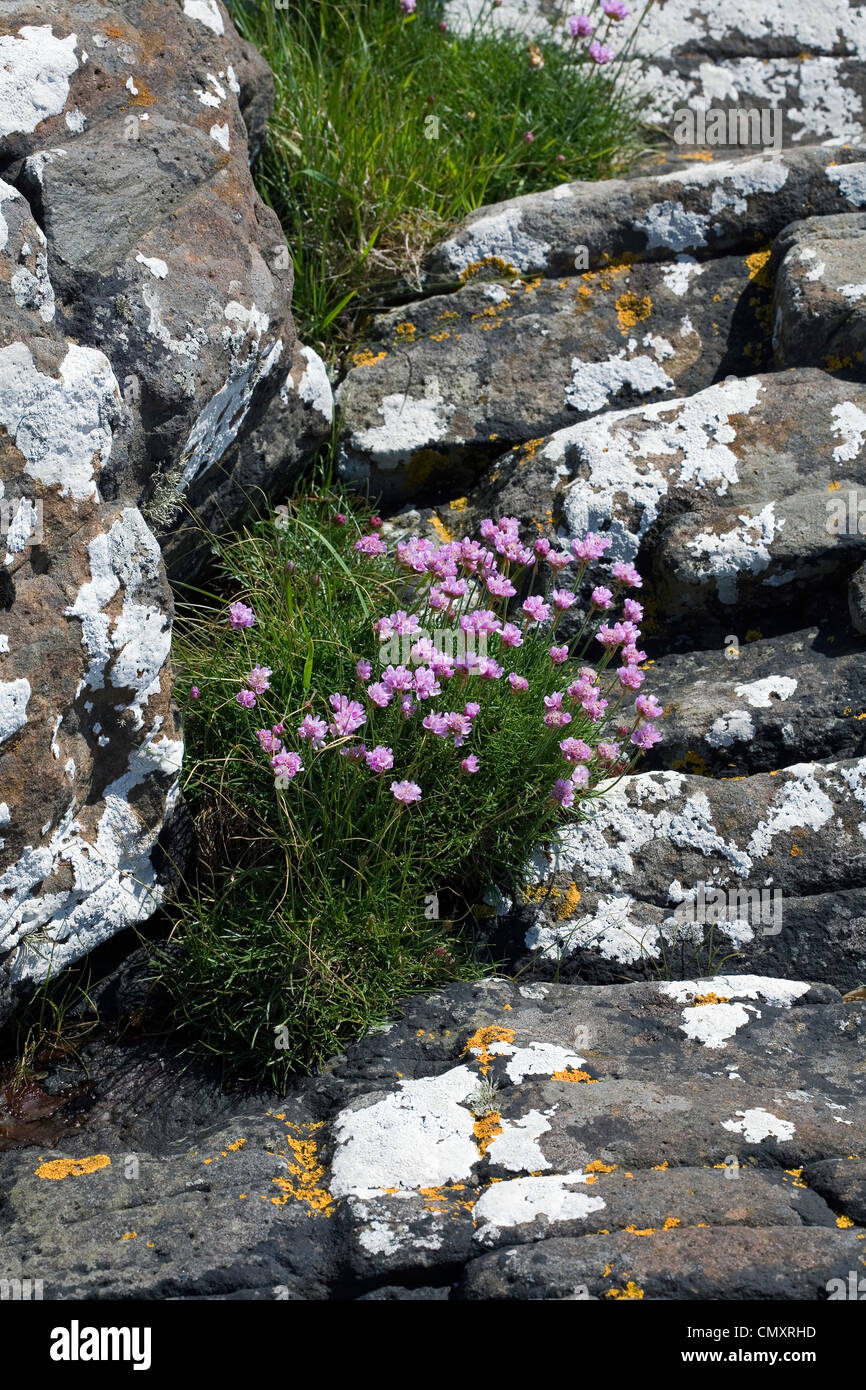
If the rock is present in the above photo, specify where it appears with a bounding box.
[424,146,866,283]
[0,180,181,1028]
[771,214,866,372]
[849,561,866,634]
[2,975,862,1298]
[0,3,330,569]
[640,626,866,777]
[336,250,774,502]
[492,761,866,992]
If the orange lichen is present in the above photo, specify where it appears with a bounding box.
[473,1113,504,1157]
[395,321,416,341]
[555,882,581,919]
[744,248,772,285]
[449,496,468,512]
[692,993,730,1007]
[625,1225,656,1236]
[650,1160,670,1170]
[121,1232,137,1240]
[270,1127,334,1217]
[662,1216,680,1230]
[429,513,455,543]
[551,1068,598,1083]
[35,1155,111,1180]
[459,255,519,283]
[463,1025,515,1075]
[605,1280,645,1299]
[837,1215,855,1228]
[586,1160,617,1174]
[351,349,387,369]
[615,291,652,333]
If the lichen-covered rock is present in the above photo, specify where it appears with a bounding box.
[337,251,774,501]
[0,2,330,568]
[849,560,866,634]
[424,146,866,283]
[0,183,180,1026]
[1,974,862,1298]
[771,214,866,372]
[492,761,866,992]
[639,627,866,777]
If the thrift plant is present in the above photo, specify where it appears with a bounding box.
[168,490,662,1083]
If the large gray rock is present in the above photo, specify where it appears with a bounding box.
[772,214,866,372]
[337,251,774,502]
[1,974,862,1298]
[0,2,331,570]
[490,760,866,991]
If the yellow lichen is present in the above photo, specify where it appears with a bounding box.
[351,348,387,369]
[605,1280,645,1299]
[744,248,772,285]
[449,496,468,512]
[555,882,581,919]
[270,1127,334,1216]
[459,255,519,283]
[552,1068,599,1083]
[586,1160,617,1174]
[121,1232,137,1240]
[692,993,730,1007]
[429,513,455,544]
[473,1113,504,1157]
[837,1215,855,1228]
[395,321,416,341]
[35,1155,111,1181]
[615,291,652,334]
[662,1216,680,1230]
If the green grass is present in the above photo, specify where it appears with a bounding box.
[163,485,648,1085]
[227,0,655,351]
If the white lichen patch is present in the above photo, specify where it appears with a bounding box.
[831,400,866,463]
[734,676,797,708]
[477,1040,587,1083]
[484,1109,554,1172]
[678,1000,753,1049]
[826,161,866,207]
[0,678,30,746]
[135,252,168,279]
[526,893,661,965]
[291,344,334,424]
[347,392,457,468]
[635,200,710,253]
[472,1173,605,1244]
[660,976,811,1007]
[209,121,230,151]
[721,1107,796,1143]
[685,502,782,604]
[0,342,119,500]
[183,0,225,36]
[660,257,706,297]
[178,335,283,489]
[566,352,674,414]
[706,709,755,748]
[746,763,833,859]
[329,1066,478,1197]
[436,205,550,274]
[0,26,79,139]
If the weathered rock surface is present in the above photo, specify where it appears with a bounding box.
[1,974,862,1298]
[0,2,331,563]
[490,762,866,991]
[337,250,775,501]
[0,4,330,1021]
[771,214,866,372]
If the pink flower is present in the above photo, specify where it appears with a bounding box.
[365,745,394,773]
[622,644,647,666]
[430,650,456,679]
[550,645,569,664]
[190,685,200,700]
[571,532,611,563]
[298,715,327,748]
[552,589,576,610]
[560,737,592,763]
[544,691,564,710]
[461,608,502,636]
[445,711,472,745]
[413,666,441,700]
[236,689,256,709]
[567,14,593,37]
[612,560,642,588]
[340,743,367,762]
[245,665,272,695]
[546,550,572,572]
[355,534,387,557]
[400,0,416,11]
[597,741,621,762]
[272,751,303,786]
[523,131,535,144]
[509,673,529,693]
[464,701,481,718]
[391,779,422,804]
[257,726,284,754]
[442,577,468,599]
[396,538,435,573]
[401,694,416,719]
[367,682,392,709]
[602,0,629,18]
[624,598,644,623]
[478,657,504,680]
[382,664,414,693]
[428,587,449,612]
[618,665,645,691]
[410,637,436,664]
[328,693,366,736]
[334,512,347,525]
[369,515,383,530]
[522,595,551,623]
[591,586,613,610]
[499,623,523,648]
[228,601,255,629]
[551,778,575,808]
[534,537,551,558]
[460,754,479,774]
[487,572,517,599]
[589,39,614,62]
[544,709,572,729]
[596,621,637,649]
[635,693,663,719]
[356,658,372,682]
[422,712,449,736]
[631,723,661,749]
[570,764,590,789]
